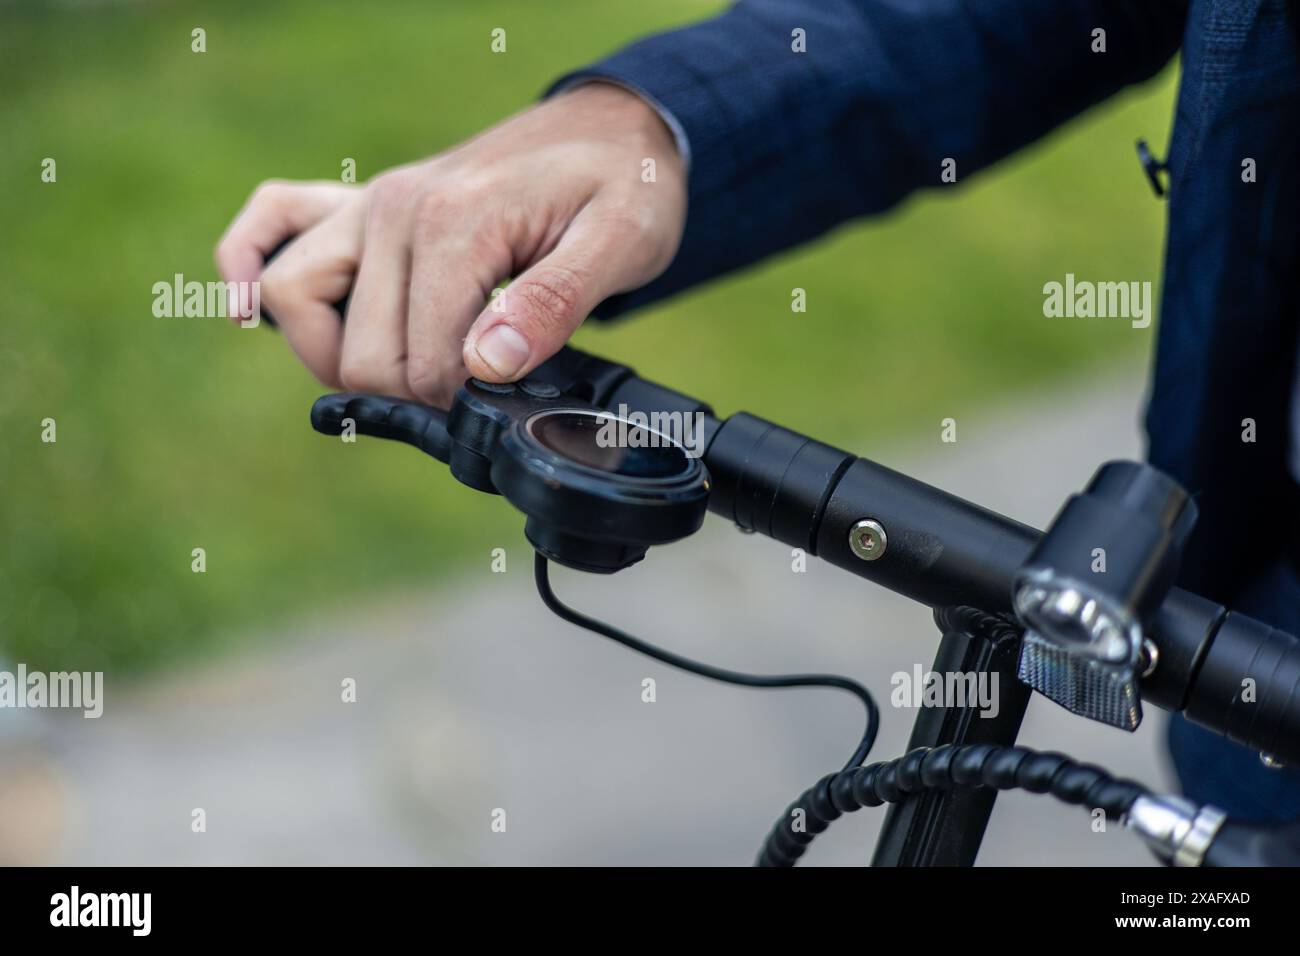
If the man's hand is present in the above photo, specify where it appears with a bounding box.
[215,83,686,407]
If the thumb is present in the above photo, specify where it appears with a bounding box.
[463,205,662,382]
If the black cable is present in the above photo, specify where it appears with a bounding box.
[756,743,1151,867]
[534,553,880,771]
[535,557,1153,868]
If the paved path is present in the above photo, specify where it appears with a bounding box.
[2,358,1172,865]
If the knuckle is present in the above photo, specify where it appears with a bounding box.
[338,354,397,395]
[405,358,449,405]
[257,261,305,314]
[514,265,585,332]
[413,187,457,226]
[337,363,368,393]
[258,259,294,294]
[439,164,498,197]
[250,178,290,207]
[366,170,417,213]
[599,198,676,268]
[601,199,657,240]
[495,200,531,244]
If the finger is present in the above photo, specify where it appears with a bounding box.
[337,177,415,396]
[258,202,363,387]
[463,200,666,382]
[405,198,511,406]
[214,180,354,321]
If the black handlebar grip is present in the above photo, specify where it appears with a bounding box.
[311,393,451,463]
[1184,611,1300,766]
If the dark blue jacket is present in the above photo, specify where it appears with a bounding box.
[555,0,1300,606]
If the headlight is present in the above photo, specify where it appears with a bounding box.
[1013,461,1196,730]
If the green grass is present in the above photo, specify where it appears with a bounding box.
[0,0,1176,673]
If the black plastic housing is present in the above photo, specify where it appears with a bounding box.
[703,413,853,554]
[1016,461,1196,626]
[449,378,710,573]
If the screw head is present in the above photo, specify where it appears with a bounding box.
[848,519,887,561]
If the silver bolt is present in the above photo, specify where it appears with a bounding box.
[848,519,888,561]
[1140,638,1160,678]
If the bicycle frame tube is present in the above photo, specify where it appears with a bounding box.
[872,608,1031,866]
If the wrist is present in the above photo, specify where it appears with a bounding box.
[552,79,688,171]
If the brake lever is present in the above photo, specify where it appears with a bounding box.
[307,344,630,467]
[311,393,451,463]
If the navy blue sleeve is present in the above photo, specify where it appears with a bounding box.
[549,0,1187,318]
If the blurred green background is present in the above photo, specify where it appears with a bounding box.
[0,0,1175,674]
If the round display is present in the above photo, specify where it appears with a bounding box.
[525,410,691,480]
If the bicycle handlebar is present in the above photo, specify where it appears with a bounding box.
[691,397,1300,769]
[697,406,1300,765]
[310,344,1300,767]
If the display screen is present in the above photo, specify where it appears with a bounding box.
[527,411,690,479]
